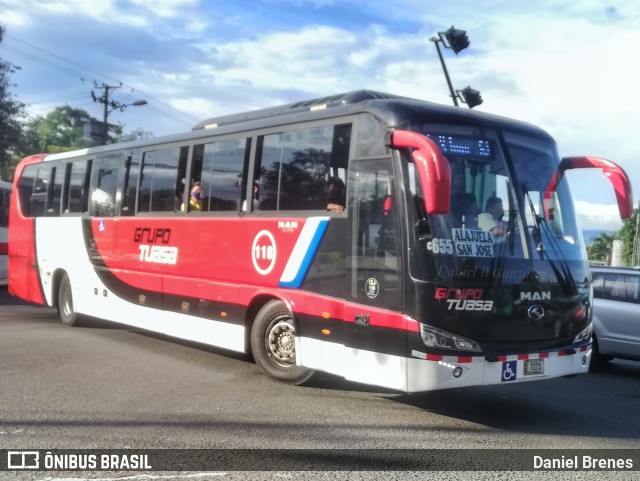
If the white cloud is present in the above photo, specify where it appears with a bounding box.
[186,23,444,107]
[0,4,29,27]
[197,25,362,92]
[574,201,624,232]
[130,0,198,18]
[0,0,206,29]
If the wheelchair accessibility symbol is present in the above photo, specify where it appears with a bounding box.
[501,360,517,382]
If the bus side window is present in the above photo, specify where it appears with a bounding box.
[254,124,351,212]
[47,163,65,216]
[138,146,188,213]
[192,138,249,212]
[92,162,120,217]
[122,151,140,216]
[66,160,90,214]
[31,165,52,217]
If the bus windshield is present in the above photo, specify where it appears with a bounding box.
[408,124,585,280]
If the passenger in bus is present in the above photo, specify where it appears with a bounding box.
[326,177,346,213]
[478,196,507,236]
[242,182,260,212]
[250,182,260,210]
[181,182,202,212]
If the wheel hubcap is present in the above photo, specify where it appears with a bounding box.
[267,317,296,367]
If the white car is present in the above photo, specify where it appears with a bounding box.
[590,266,640,364]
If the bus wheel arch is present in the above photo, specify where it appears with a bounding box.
[51,269,66,309]
[245,295,294,352]
[248,297,314,385]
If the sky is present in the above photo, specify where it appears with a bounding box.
[0,0,638,231]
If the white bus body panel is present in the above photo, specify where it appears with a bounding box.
[34,217,245,353]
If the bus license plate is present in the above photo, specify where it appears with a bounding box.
[524,359,544,376]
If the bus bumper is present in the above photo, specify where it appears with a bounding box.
[406,344,592,392]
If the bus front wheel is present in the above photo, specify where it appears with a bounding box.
[57,273,79,326]
[250,300,314,385]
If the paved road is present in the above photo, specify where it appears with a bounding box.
[1,287,639,480]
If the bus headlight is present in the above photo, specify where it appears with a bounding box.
[420,324,481,352]
[572,322,593,344]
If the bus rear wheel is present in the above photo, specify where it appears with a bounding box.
[58,273,79,326]
[250,300,314,385]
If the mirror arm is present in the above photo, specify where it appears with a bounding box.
[547,156,633,219]
[391,130,451,215]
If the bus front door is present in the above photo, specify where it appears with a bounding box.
[344,158,406,390]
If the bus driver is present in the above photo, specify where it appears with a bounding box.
[478,196,507,237]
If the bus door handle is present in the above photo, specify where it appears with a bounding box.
[355,315,370,326]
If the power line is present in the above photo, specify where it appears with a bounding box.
[1,44,93,81]
[2,34,202,127]
[5,34,124,86]
[28,92,90,105]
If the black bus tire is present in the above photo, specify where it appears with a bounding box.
[58,273,79,326]
[250,300,314,385]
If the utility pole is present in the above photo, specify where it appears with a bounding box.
[431,37,459,106]
[430,26,483,109]
[91,82,147,145]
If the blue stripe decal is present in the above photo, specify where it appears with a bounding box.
[279,219,329,288]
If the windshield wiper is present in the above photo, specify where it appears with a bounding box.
[524,189,544,259]
[522,189,575,289]
[506,208,517,254]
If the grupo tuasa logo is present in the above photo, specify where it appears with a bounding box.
[434,287,493,311]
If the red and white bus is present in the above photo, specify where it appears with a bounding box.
[8,91,633,391]
[0,179,11,285]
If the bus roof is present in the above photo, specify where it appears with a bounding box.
[194,90,551,140]
[192,90,410,130]
[43,90,552,162]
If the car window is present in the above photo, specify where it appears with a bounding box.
[623,275,640,302]
[592,273,605,298]
[604,274,640,303]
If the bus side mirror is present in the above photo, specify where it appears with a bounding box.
[391,130,451,214]
[545,156,633,219]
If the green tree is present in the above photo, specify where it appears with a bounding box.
[19,105,98,156]
[587,231,617,265]
[617,203,640,267]
[19,106,154,157]
[0,25,27,180]
[117,127,154,143]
